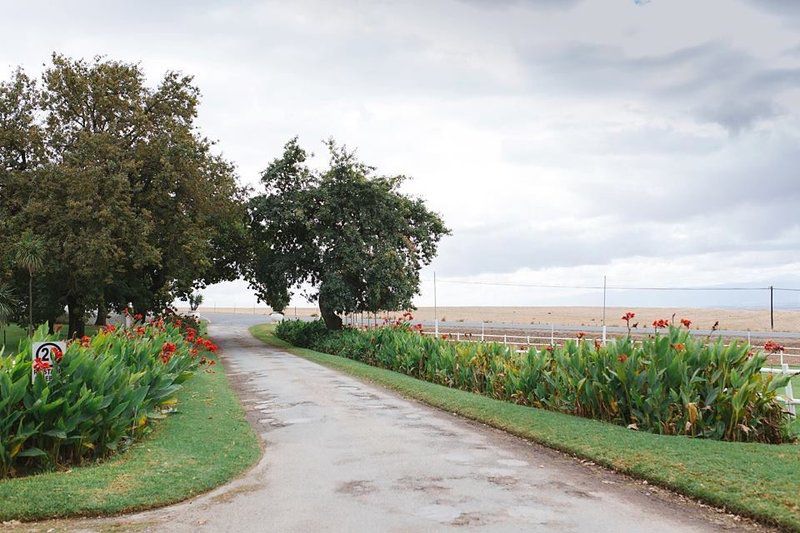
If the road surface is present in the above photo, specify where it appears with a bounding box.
[22,314,763,532]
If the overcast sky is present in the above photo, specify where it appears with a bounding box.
[2,0,799,309]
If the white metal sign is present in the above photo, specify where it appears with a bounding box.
[32,341,66,382]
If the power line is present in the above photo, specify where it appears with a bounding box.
[425,278,785,292]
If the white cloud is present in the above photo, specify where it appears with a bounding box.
[2,0,798,309]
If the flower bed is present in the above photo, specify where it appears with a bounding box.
[0,314,217,478]
[276,315,792,443]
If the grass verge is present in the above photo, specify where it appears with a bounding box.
[0,350,261,521]
[250,323,800,531]
[1,324,100,353]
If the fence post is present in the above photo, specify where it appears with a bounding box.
[550,324,554,345]
[783,362,796,416]
[481,322,485,342]
[434,271,439,338]
[770,285,774,331]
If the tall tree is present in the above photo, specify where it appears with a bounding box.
[247,138,449,329]
[13,230,45,335]
[0,55,247,336]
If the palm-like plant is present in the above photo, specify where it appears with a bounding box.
[0,283,13,321]
[0,283,14,349]
[14,231,46,335]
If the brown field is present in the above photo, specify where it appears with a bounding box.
[190,305,800,334]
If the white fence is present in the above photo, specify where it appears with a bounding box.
[418,329,799,416]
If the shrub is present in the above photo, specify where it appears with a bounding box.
[276,321,792,443]
[0,315,217,478]
[274,319,329,348]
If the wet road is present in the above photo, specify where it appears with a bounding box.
[22,318,760,532]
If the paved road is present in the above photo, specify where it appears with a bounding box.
[28,317,761,532]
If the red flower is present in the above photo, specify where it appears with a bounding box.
[80,336,91,348]
[133,313,143,321]
[576,332,586,340]
[764,340,785,353]
[102,324,116,334]
[652,319,669,329]
[160,341,178,363]
[194,337,218,353]
[33,357,51,373]
[52,346,63,362]
[671,342,685,351]
[621,312,635,322]
[617,353,628,363]
[680,318,692,329]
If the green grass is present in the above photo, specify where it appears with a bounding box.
[1,324,28,353]
[250,323,800,531]
[0,351,261,521]
[1,323,101,353]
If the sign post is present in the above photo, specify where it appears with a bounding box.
[32,341,66,383]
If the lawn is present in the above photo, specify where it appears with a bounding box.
[0,349,261,521]
[1,323,100,353]
[250,323,800,531]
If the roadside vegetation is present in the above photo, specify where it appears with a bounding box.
[0,55,247,338]
[1,323,100,353]
[0,314,218,478]
[274,316,793,443]
[0,331,260,520]
[252,323,800,530]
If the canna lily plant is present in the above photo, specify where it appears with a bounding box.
[0,313,218,479]
[277,314,793,444]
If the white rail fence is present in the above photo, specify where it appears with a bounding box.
[416,329,799,417]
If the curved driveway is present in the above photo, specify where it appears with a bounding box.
[25,314,763,532]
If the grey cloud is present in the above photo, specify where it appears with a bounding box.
[434,201,800,277]
[457,0,583,10]
[744,1,800,18]
[694,99,782,135]
[518,39,796,133]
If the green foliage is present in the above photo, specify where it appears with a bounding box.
[0,318,217,479]
[0,284,14,324]
[247,138,449,329]
[274,319,330,348]
[276,320,791,443]
[0,346,260,522]
[0,54,247,336]
[12,230,45,334]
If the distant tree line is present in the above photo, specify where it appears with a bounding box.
[0,54,448,336]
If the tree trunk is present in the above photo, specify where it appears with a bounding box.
[318,289,342,330]
[47,317,55,335]
[27,274,33,335]
[94,301,108,326]
[67,295,85,338]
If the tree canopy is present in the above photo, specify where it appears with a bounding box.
[247,138,449,329]
[0,54,247,336]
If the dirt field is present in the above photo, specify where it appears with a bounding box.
[192,306,800,334]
